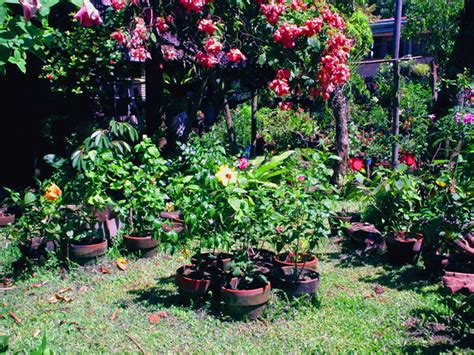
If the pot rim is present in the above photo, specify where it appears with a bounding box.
[274,252,318,265]
[176,265,212,283]
[221,281,271,295]
[123,234,153,240]
[389,231,424,242]
[69,239,107,248]
[274,266,320,284]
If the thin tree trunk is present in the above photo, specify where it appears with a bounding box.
[145,50,165,136]
[250,90,258,158]
[331,86,349,186]
[223,97,238,154]
[391,0,403,169]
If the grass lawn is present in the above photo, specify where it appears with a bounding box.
[0,238,467,353]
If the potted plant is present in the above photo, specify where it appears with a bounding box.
[63,207,108,265]
[0,205,14,226]
[363,166,424,265]
[270,177,328,298]
[5,185,62,260]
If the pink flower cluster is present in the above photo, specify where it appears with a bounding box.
[269,69,291,97]
[111,0,126,11]
[20,0,42,22]
[128,17,151,62]
[74,0,102,27]
[315,33,352,100]
[273,17,324,48]
[454,112,474,124]
[179,0,210,13]
[321,6,346,30]
[155,17,169,33]
[260,1,286,25]
[198,18,217,34]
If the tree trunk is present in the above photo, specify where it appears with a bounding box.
[145,51,165,136]
[250,90,258,158]
[331,86,349,186]
[223,97,238,154]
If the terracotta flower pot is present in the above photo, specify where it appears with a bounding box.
[273,252,318,271]
[0,214,14,226]
[175,265,213,300]
[68,239,108,266]
[191,252,233,271]
[123,235,158,258]
[247,248,275,264]
[271,266,320,298]
[386,232,424,265]
[220,278,272,320]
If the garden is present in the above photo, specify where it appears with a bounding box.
[0,0,473,352]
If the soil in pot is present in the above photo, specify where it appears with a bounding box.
[386,232,424,265]
[191,252,233,271]
[123,234,158,258]
[271,266,320,298]
[274,252,318,271]
[220,278,271,320]
[176,265,219,301]
[68,239,108,266]
[247,248,275,264]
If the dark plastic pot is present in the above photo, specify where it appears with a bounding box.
[220,279,272,320]
[191,252,233,271]
[248,248,275,264]
[386,232,424,265]
[274,252,318,271]
[68,239,108,266]
[20,237,58,260]
[175,265,213,299]
[0,214,14,226]
[123,235,158,258]
[271,266,320,298]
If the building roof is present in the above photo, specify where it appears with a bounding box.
[370,17,408,35]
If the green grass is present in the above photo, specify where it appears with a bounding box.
[0,239,467,353]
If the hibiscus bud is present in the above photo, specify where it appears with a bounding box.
[74,0,103,27]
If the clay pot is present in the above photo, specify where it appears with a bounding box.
[273,252,318,271]
[191,252,233,271]
[123,235,158,258]
[247,248,275,264]
[175,265,213,299]
[220,278,272,320]
[386,232,424,265]
[329,212,360,236]
[271,266,320,298]
[0,214,14,226]
[68,239,108,266]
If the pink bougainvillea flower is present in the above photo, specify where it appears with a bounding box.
[237,157,249,170]
[260,2,286,25]
[111,31,127,45]
[19,0,42,22]
[180,0,207,13]
[227,48,246,63]
[348,157,365,172]
[74,0,103,27]
[269,78,290,96]
[204,37,223,54]
[276,69,291,80]
[278,101,293,110]
[196,51,218,68]
[155,17,169,33]
[302,17,323,37]
[111,0,126,10]
[400,153,417,168]
[198,18,217,34]
[273,23,304,49]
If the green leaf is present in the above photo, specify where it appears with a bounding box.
[228,198,241,212]
[24,191,36,205]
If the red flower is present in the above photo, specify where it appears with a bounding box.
[19,0,41,22]
[228,49,246,63]
[155,17,169,33]
[260,2,286,25]
[111,0,126,10]
[196,51,218,68]
[238,157,248,170]
[269,78,290,97]
[111,31,127,45]
[349,157,365,171]
[204,37,223,54]
[278,101,293,110]
[400,153,417,168]
[180,0,208,13]
[198,19,217,34]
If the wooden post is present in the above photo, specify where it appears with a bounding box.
[223,97,238,154]
[431,60,438,106]
[331,86,350,186]
[250,90,258,158]
[391,0,403,169]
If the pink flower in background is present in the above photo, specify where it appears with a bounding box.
[278,101,293,110]
[111,0,126,10]
[269,69,291,97]
[74,0,102,27]
[260,2,286,25]
[155,17,169,33]
[228,49,246,63]
[275,226,284,233]
[198,18,217,34]
[196,51,218,68]
[111,31,127,45]
[463,113,473,124]
[19,0,42,22]
[180,0,207,13]
[296,175,306,181]
[348,157,365,171]
[238,157,249,170]
[204,37,223,54]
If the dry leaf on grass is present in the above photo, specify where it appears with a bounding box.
[116,261,128,271]
[148,314,161,324]
[374,285,385,294]
[57,287,72,294]
[8,312,22,324]
[32,329,41,337]
[30,281,48,288]
[111,309,120,321]
[48,294,74,304]
[99,267,111,274]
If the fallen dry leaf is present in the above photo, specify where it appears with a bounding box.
[99,267,111,274]
[116,261,127,271]
[48,294,74,304]
[78,285,90,293]
[9,311,22,324]
[148,313,161,324]
[57,287,72,295]
[30,281,48,288]
[157,311,169,318]
[111,309,120,321]
[32,329,41,337]
[335,284,349,291]
[374,285,385,295]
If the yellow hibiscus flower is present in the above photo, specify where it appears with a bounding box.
[44,183,62,202]
[215,165,238,187]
